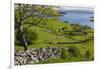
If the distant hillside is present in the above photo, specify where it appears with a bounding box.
[54,6,94,14]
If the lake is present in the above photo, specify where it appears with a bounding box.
[59,11,94,28]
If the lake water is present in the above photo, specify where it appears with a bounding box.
[59,11,94,28]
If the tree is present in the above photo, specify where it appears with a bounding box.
[15,4,60,51]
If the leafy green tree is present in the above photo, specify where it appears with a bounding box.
[15,4,60,51]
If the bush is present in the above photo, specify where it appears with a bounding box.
[68,46,80,57]
[61,48,68,59]
[25,28,37,44]
[15,28,37,45]
[85,49,91,60]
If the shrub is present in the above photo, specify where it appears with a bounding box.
[24,28,37,44]
[61,48,68,59]
[15,28,37,45]
[85,49,91,60]
[68,46,80,57]
[64,21,68,23]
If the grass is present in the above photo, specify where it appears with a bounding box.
[37,57,93,64]
[15,20,94,63]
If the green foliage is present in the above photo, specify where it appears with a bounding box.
[15,4,94,63]
[15,4,60,49]
[85,49,91,60]
[64,21,68,23]
[24,28,37,44]
[37,57,83,64]
[68,46,80,57]
[15,31,22,45]
[61,48,68,59]
[15,28,37,45]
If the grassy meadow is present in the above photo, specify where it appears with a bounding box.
[14,4,94,65]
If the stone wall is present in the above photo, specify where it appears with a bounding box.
[15,47,62,65]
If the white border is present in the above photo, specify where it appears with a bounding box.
[13,0,95,7]
[11,0,97,69]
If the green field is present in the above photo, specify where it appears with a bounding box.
[15,4,94,64]
[15,21,94,63]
